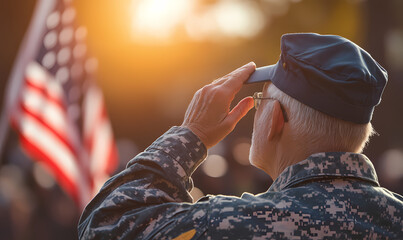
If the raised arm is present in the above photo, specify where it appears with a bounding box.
[78,63,255,239]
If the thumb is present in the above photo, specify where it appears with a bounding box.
[224,97,254,129]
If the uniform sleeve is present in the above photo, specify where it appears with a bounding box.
[78,126,210,240]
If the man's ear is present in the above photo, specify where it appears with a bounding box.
[268,101,285,141]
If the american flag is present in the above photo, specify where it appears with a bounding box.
[8,0,118,209]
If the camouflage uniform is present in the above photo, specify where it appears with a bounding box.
[78,127,403,239]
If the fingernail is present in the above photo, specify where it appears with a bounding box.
[243,62,251,66]
[247,62,255,67]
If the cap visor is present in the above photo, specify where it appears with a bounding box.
[246,64,277,84]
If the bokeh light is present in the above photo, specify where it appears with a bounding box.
[33,162,56,189]
[380,149,403,180]
[202,154,228,178]
[232,139,251,166]
[385,29,403,71]
[0,165,25,200]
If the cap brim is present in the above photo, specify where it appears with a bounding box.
[246,64,277,84]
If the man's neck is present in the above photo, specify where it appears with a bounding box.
[270,145,308,179]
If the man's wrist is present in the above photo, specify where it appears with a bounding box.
[146,126,207,177]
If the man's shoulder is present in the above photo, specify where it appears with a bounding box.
[200,181,402,238]
[199,177,403,218]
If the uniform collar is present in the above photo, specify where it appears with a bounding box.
[268,152,379,192]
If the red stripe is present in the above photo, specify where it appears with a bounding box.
[19,102,79,160]
[100,103,108,119]
[105,141,118,174]
[25,76,66,110]
[18,133,81,205]
[84,129,95,154]
[10,114,19,130]
[102,107,118,174]
[100,107,118,174]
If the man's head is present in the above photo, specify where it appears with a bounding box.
[247,33,387,178]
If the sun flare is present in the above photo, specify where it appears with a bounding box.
[130,0,266,43]
[131,0,194,40]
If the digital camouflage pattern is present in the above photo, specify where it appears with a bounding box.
[78,127,403,239]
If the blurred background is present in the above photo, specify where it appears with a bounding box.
[1,0,403,239]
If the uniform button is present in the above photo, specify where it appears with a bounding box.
[283,62,287,69]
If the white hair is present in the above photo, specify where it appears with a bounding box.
[267,84,375,153]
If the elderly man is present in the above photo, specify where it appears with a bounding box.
[78,33,403,239]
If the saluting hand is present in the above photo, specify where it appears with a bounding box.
[182,62,256,149]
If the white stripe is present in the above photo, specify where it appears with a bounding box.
[84,85,114,174]
[90,118,113,174]
[22,86,68,135]
[90,119,114,195]
[26,62,48,86]
[83,85,102,139]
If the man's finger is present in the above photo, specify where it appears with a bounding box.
[212,62,255,86]
[223,62,256,91]
[224,97,254,129]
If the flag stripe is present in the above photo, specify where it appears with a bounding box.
[104,136,118,181]
[90,119,114,174]
[83,85,103,147]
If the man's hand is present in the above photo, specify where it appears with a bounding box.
[182,62,256,149]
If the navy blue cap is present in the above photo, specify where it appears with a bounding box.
[246,33,388,124]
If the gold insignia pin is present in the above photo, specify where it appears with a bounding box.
[173,229,196,240]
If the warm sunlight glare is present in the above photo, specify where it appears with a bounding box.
[185,0,264,41]
[131,0,194,40]
[214,0,264,38]
[130,0,265,43]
